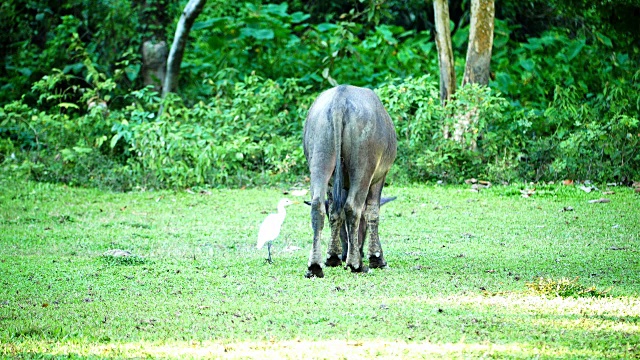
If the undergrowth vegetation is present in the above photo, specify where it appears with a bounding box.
[1,1,639,189]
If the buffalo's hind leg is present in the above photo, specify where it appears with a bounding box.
[306,194,326,278]
[344,193,368,273]
[325,191,344,267]
[366,179,387,269]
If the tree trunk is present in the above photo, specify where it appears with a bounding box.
[462,0,495,86]
[142,40,168,91]
[433,0,457,104]
[451,0,494,149]
[161,0,207,98]
[135,0,172,91]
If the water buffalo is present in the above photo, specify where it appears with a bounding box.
[303,85,397,278]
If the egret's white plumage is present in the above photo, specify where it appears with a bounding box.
[257,198,295,263]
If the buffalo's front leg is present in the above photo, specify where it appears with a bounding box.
[306,197,325,278]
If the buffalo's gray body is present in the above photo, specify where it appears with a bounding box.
[303,85,397,277]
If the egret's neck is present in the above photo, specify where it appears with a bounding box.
[277,203,287,215]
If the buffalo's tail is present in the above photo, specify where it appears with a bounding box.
[330,86,348,215]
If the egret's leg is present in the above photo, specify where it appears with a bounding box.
[267,241,273,264]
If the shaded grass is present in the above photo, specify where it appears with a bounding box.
[0,177,639,358]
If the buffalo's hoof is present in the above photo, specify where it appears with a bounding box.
[346,264,369,273]
[325,254,343,267]
[305,263,324,278]
[369,255,387,269]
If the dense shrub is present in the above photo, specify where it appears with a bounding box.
[111,75,312,188]
[1,1,639,189]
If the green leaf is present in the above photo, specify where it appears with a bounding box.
[62,63,84,74]
[290,12,310,24]
[192,17,229,31]
[316,23,338,32]
[566,40,585,61]
[73,146,93,154]
[263,3,288,17]
[241,28,274,40]
[125,64,140,82]
[18,67,32,77]
[519,58,535,72]
[110,133,122,149]
[594,32,612,47]
[58,102,80,109]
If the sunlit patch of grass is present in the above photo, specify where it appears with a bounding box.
[526,277,611,298]
[0,339,615,359]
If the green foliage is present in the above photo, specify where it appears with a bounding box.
[0,0,180,106]
[110,74,312,188]
[377,77,512,182]
[490,22,640,182]
[2,0,639,189]
[186,2,435,96]
[0,49,132,190]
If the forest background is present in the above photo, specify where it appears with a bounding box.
[1,0,639,191]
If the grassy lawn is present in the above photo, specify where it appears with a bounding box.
[1,177,639,359]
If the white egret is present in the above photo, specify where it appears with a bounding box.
[257,198,295,263]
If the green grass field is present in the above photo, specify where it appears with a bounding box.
[1,178,639,359]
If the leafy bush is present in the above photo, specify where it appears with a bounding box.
[2,1,639,189]
[378,76,513,182]
[111,74,312,188]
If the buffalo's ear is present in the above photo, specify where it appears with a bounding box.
[380,196,397,206]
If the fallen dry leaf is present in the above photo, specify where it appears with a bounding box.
[562,179,574,185]
[560,206,574,212]
[465,178,478,184]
